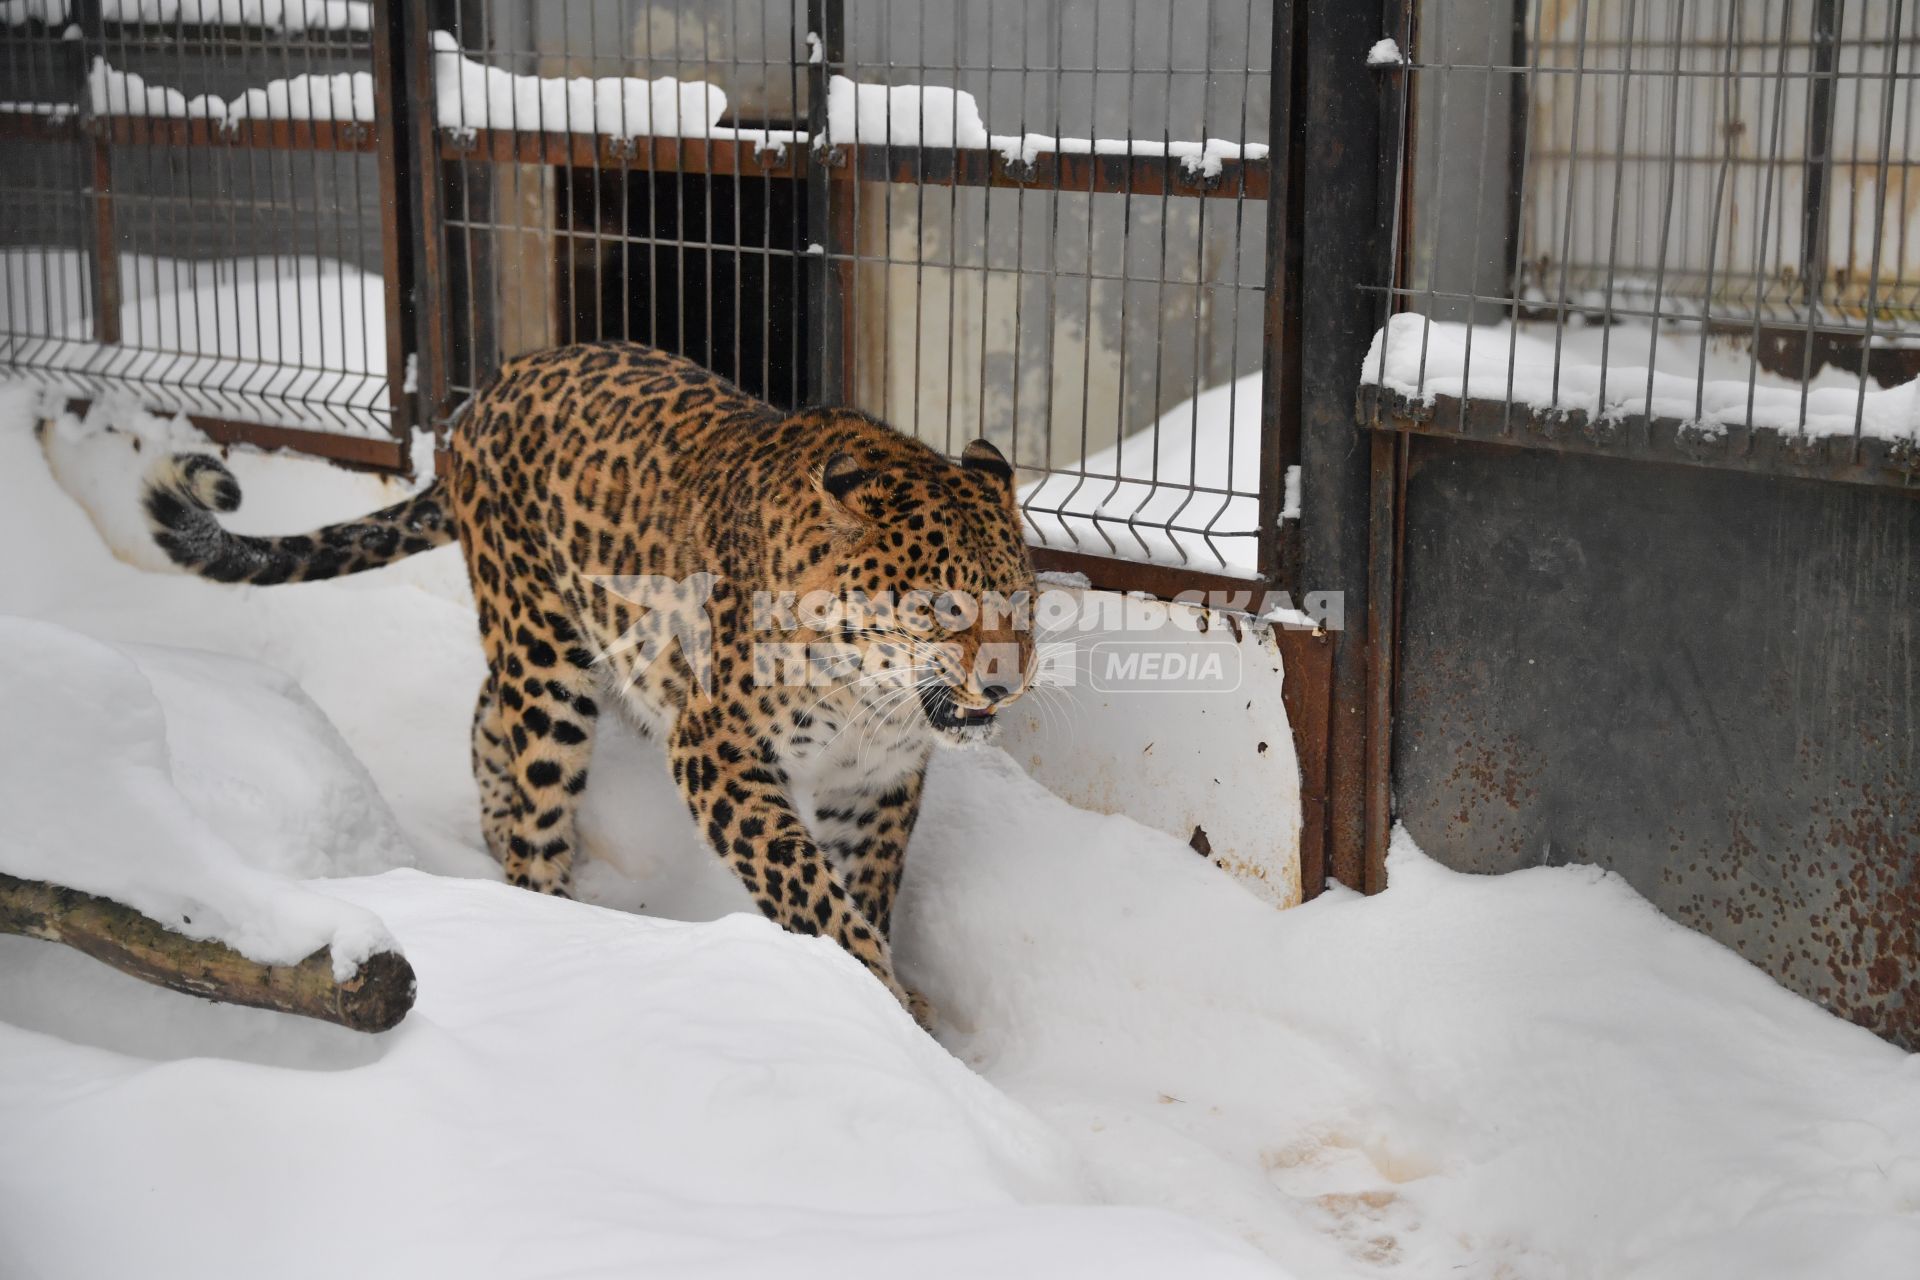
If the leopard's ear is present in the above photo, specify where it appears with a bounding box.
[960,438,1013,485]
[812,451,879,528]
[815,451,875,501]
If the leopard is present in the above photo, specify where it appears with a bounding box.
[140,341,1038,1020]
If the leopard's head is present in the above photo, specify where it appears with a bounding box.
[794,423,1037,747]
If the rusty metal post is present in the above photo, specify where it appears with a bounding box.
[1363,429,1407,893]
[1259,0,1308,592]
[370,0,418,448]
[1295,0,1410,892]
[402,0,451,438]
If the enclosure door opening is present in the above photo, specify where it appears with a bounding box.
[556,168,809,409]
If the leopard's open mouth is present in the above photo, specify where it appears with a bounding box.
[917,682,998,735]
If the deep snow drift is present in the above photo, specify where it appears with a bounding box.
[2,381,1918,1279]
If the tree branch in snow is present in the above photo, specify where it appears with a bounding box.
[0,872,415,1033]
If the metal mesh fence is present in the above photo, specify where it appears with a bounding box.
[420,0,1280,579]
[2,2,1286,577]
[1,2,402,455]
[1365,0,1920,481]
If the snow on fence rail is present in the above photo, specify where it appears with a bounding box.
[88,59,375,124]
[823,75,1269,180]
[1364,314,1920,444]
[4,0,369,30]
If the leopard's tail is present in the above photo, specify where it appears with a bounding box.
[142,452,456,585]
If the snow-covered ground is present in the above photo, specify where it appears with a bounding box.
[3,380,1919,1278]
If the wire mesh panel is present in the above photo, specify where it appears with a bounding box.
[1362,0,1920,485]
[823,0,1277,576]
[0,1,406,458]
[415,1,1282,583]
[421,2,812,422]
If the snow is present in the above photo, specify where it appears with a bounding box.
[431,30,727,140]
[823,77,1265,179]
[993,133,1270,179]
[89,59,224,120]
[1366,38,1404,68]
[2,248,389,436]
[0,615,395,978]
[3,379,1920,1277]
[97,0,369,30]
[88,58,374,123]
[1022,371,1265,574]
[1364,313,1920,441]
[998,134,1267,180]
[0,100,76,118]
[827,75,990,150]
[227,69,374,124]
[1,0,66,23]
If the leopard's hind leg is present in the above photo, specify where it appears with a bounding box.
[470,676,517,865]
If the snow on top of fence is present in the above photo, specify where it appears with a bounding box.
[993,133,1269,178]
[825,75,990,149]
[227,69,373,124]
[1364,313,1920,441]
[430,30,729,141]
[825,75,1267,179]
[5,0,370,30]
[88,58,375,123]
[102,0,369,29]
[0,0,64,22]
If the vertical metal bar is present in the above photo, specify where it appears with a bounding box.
[1595,0,1643,413]
[1259,0,1306,591]
[1802,0,1841,323]
[370,0,417,444]
[1363,428,1404,897]
[1503,0,1530,290]
[72,0,119,346]
[404,0,450,434]
[1850,0,1906,454]
[1741,0,1797,429]
[804,0,845,404]
[1546,0,1593,407]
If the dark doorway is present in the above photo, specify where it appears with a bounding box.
[557,167,809,409]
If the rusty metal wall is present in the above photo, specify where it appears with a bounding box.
[1393,435,1919,1047]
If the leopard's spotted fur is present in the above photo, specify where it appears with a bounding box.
[143,342,1037,1017]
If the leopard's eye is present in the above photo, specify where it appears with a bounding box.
[931,591,977,631]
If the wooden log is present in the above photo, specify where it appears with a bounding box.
[0,872,415,1033]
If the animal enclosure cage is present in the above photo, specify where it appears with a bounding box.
[0,0,1287,586]
[1362,0,1920,486]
